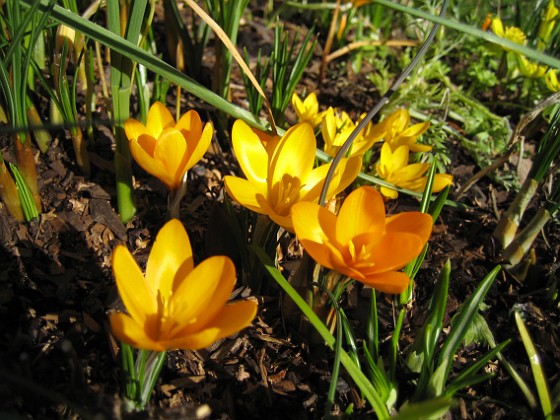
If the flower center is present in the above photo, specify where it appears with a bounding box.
[271,174,301,215]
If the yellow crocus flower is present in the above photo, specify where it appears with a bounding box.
[224,120,361,232]
[109,219,257,352]
[292,186,433,294]
[321,107,383,158]
[368,109,432,153]
[292,92,324,127]
[376,143,453,200]
[124,101,213,190]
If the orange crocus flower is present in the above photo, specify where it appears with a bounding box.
[109,219,257,352]
[292,186,433,293]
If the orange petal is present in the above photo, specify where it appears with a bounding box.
[336,186,385,245]
[369,232,425,272]
[176,109,203,139]
[224,176,268,215]
[160,300,257,350]
[112,245,157,324]
[170,256,236,334]
[232,120,269,184]
[145,101,175,138]
[125,118,150,142]
[359,271,411,294]
[145,219,193,301]
[292,202,345,269]
[109,313,165,352]
[153,128,189,189]
[185,121,213,171]
[136,134,158,157]
[130,139,175,187]
[386,212,433,244]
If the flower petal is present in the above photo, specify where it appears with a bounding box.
[146,101,175,138]
[160,300,257,350]
[125,118,150,142]
[368,232,425,272]
[292,202,345,269]
[432,173,454,192]
[130,139,175,188]
[185,121,213,171]
[153,128,189,189]
[224,176,268,215]
[232,120,269,184]
[269,123,315,189]
[112,245,157,323]
[176,109,203,139]
[145,219,193,301]
[385,212,433,244]
[336,186,385,245]
[109,313,165,352]
[360,271,411,294]
[170,256,236,334]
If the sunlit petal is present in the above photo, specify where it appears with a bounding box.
[109,313,165,352]
[125,119,150,143]
[185,121,213,170]
[386,212,433,245]
[161,300,257,350]
[145,219,193,300]
[270,123,315,188]
[360,271,411,294]
[224,176,268,215]
[145,101,175,138]
[176,109,203,138]
[232,120,269,184]
[130,140,175,187]
[336,186,385,244]
[369,232,425,272]
[432,174,454,192]
[112,245,157,322]
[153,128,189,188]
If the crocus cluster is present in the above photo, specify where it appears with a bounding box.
[292,93,453,200]
[490,1,559,90]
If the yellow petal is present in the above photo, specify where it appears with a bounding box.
[160,300,257,350]
[397,162,429,182]
[408,143,433,153]
[136,134,158,157]
[109,313,165,352]
[269,123,315,189]
[130,139,175,188]
[232,119,269,184]
[336,186,385,245]
[153,128,189,189]
[185,121,213,171]
[224,175,268,215]
[379,185,399,200]
[125,118,150,142]
[360,271,410,294]
[145,101,175,138]
[432,173,454,192]
[386,212,433,245]
[112,245,157,323]
[170,256,236,334]
[145,219,193,301]
[176,109,203,139]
